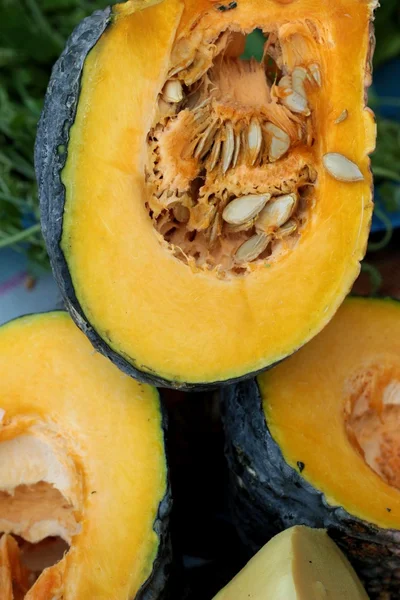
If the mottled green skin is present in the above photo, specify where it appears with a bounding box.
[222,379,400,599]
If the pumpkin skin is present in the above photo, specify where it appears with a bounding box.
[0,312,171,600]
[222,298,400,599]
[37,0,376,389]
[213,526,368,600]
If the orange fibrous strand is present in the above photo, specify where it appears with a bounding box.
[345,365,400,490]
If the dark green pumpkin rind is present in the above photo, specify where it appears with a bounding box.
[222,379,400,599]
[1,310,173,600]
[137,403,173,600]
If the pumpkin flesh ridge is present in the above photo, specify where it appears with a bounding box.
[262,297,400,530]
[61,0,376,384]
[0,313,167,599]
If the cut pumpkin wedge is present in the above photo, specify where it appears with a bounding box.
[0,312,170,600]
[37,0,376,388]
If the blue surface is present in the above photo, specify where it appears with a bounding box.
[0,249,59,325]
[371,58,400,232]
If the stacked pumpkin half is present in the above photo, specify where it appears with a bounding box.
[37,0,375,389]
[2,0,394,598]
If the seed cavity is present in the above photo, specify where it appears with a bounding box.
[323,153,364,182]
[235,234,271,264]
[147,25,317,276]
[335,109,348,124]
[256,194,297,232]
[223,194,271,226]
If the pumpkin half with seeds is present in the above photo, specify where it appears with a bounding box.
[0,312,170,599]
[37,0,377,389]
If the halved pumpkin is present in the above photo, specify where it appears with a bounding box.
[37,0,376,388]
[223,297,400,597]
[0,312,170,599]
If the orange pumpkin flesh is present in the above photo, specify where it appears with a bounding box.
[263,297,400,530]
[0,313,169,599]
[38,0,376,387]
[221,298,400,597]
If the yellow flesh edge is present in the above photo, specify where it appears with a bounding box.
[0,313,167,599]
[213,526,368,599]
[261,297,400,530]
[62,0,375,384]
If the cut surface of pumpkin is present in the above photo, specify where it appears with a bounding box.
[263,297,400,530]
[0,312,169,600]
[37,0,376,387]
[222,297,400,597]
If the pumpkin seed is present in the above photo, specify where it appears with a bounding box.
[292,66,308,99]
[173,204,190,223]
[323,153,364,182]
[335,109,348,124]
[193,111,211,136]
[162,79,183,103]
[209,136,222,171]
[223,194,270,225]
[279,75,292,89]
[281,89,310,116]
[209,212,221,245]
[194,120,218,158]
[235,233,271,263]
[278,218,298,237]
[222,121,235,173]
[265,123,291,162]
[247,118,262,165]
[232,130,241,167]
[256,193,297,232]
[225,218,255,233]
[309,63,322,87]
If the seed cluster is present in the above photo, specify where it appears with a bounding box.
[145,27,363,277]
